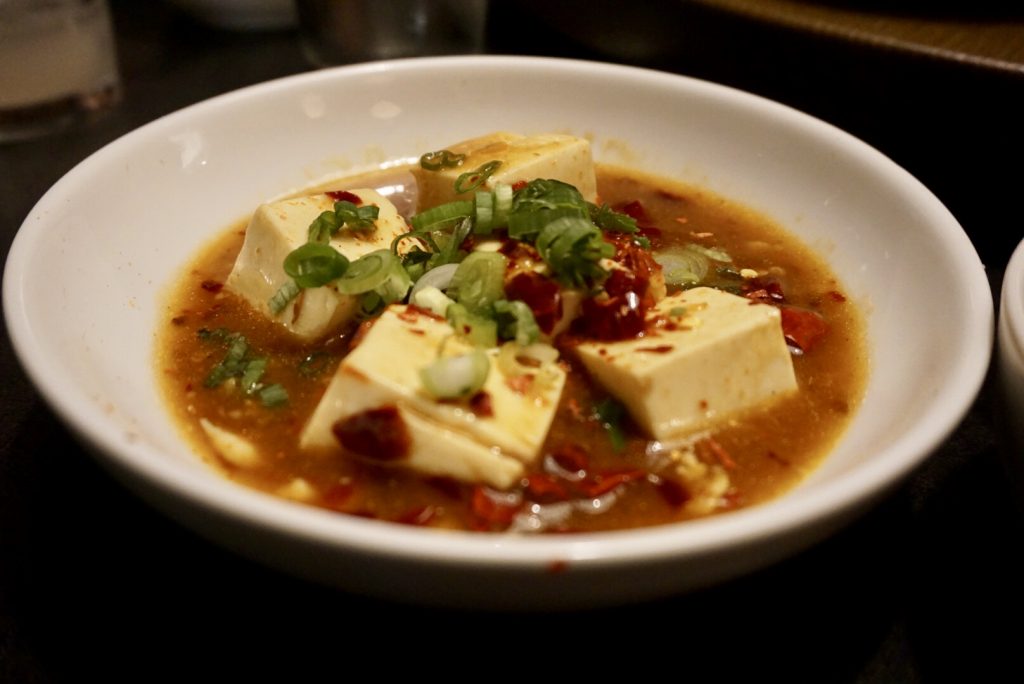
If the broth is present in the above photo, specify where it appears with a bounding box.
[157,163,866,533]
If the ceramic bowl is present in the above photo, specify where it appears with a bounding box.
[2,56,992,608]
[999,238,1024,451]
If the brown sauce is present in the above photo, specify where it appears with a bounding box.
[156,164,867,533]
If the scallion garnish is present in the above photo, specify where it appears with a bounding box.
[454,160,502,194]
[240,356,268,394]
[203,333,249,388]
[419,348,490,399]
[493,299,540,347]
[298,352,332,377]
[258,384,289,408]
[409,200,474,232]
[590,203,639,234]
[199,330,289,406]
[594,397,627,452]
[308,200,379,243]
[335,249,406,296]
[268,280,301,315]
[447,303,498,348]
[535,215,614,287]
[654,247,709,286]
[419,149,466,171]
[447,251,507,313]
[283,242,350,289]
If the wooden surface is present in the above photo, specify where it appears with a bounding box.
[698,0,1024,73]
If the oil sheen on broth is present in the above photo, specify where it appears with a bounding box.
[157,148,866,534]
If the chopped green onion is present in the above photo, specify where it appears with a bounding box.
[420,349,490,399]
[448,251,507,313]
[654,246,709,286]
[535,215,613,286]
[335,249,405,295]
[373,263,413,305]
[474,189,494,234]
[410,262,459,300]
[240,356,268,394]
[412,285,455,317]
[308,200,379,242]
[687,243,732,263]
[508,179,590,240]
[410,200,474,232]
[447,303,498,348]
[433,217,473,266]
[283,242,350,289]
[298,352,332,377]
[419,149,465,171]
[493,182,513,228]
[268,280,301,315]
[594,397,627,452]
[258,384,289,407]
[493,299,540,346]
[204,333,249,388]
[454,160,502,194]
[590,203,639,234]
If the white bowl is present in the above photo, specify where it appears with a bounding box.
[999,238,1024,451]
[2,56,992,608]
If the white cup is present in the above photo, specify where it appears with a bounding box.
[0,0,121,142]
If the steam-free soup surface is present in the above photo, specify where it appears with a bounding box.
[158,164,865,533]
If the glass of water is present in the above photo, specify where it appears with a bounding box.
[0,0,121,143]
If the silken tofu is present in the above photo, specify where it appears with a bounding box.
[575,287,797,440]
[300,305,566,489]
[412,132,598,210]
[225,188,408,342]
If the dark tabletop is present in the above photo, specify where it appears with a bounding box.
[3,1,1023,680]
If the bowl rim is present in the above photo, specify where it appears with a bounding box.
[2,55,994,571]
[1002,237,1024,358]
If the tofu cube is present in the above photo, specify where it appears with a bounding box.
[574,288,797,440]
[412,132,597,210]
[300,305,566,488]
[225,188,408,342]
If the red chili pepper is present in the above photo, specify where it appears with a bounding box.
[780,306,828,353]
[550,443,589,474]
[580,469,647,497]
[524,473,570,503]
[396,505,438,527]
[326,190,362,204]
[470,486,521,530]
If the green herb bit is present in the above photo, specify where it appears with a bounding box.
[594,397,627,452]
[283,242,350,289]
[420,349,490,400]
[197,327,232,343]
[507,179,590,240]
[535,216,613,287]
[410,200,474,232]
[669,306,688,317]
[307,200,379,242]
[448,251,507,314]
[590,203,638,234]
[454,160,502,194]
[203,333,250,388]
[493,299,540,347]
[258,384,289,408]
[420,149,466,171]
[240,357,268,395]
[268,280,301,315]
[298,352,332,378]
[447,303,498,348]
